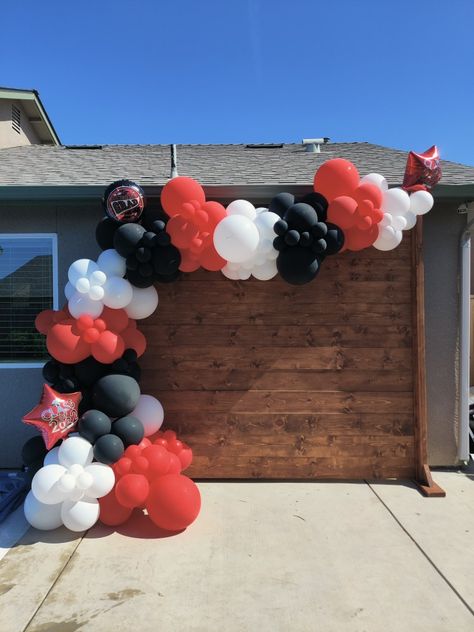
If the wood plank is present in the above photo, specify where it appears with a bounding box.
[141,324,413,347]
[154,390,413,414]
[140,369,413,392]
[140,346,412,371]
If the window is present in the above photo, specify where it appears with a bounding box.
[11,104,21,134]
[0,234,58,367]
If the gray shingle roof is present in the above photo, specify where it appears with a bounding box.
[0,142,473,187]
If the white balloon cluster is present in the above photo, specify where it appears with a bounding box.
[24,436,115,531]
[213,200,280,281]
[65,249,158,320]
[361,173,434,251]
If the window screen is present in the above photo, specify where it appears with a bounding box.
[0,235,57,364]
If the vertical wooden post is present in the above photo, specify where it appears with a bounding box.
[412,217,445,496]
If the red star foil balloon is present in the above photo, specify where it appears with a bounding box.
[22,384,82,450]
[403,146,442,191]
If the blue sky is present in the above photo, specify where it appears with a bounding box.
[1,0,473,165]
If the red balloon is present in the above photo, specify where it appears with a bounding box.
[178,446,193,471]
[167,438,183,455]
[166,215,199,249]
[353,182,383,208]
[200,244,226,271]
[101,307,130,333]
[115,474,150,509]
[168,453,182,474]
[35,310,56,334]
[344,225,379,251]
[91,330,125,364]
[124,445,142,460]
[137,438,151,450]
[313,159,360,202]
[99,490,133,526]
[142,445,171,478]
[22,384,82,449]
[327,196,358,229]
[114,457,132,479]
[179,251,200,273]
[200,201,227,229]
[47,321,90,363]
[121,326,146,357]
[161,177,206,217]
[130,455,149,475]
[146,474,201,531]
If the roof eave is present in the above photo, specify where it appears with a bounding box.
[0,88,61,146]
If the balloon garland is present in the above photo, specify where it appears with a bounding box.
[21,148,439,534]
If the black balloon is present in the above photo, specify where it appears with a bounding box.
[277,247,321,285]
[96,217,119,250]
[302,192,328,222]
[324,223,345,255]
[92,374,140,418]
[114,223,146,257]
[112,415,144,447]
[284,203,318,231]
[78,409,111,443]
[93,434,125,464]
[21,436,47,466]
[269,192,295,218]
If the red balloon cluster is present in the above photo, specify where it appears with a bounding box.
[99,430,200,531]
[35,306,146,364]
[161,176,227,272]
[314,159,384,251]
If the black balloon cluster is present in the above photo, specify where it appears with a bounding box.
[269,192,344,285]
[78,374,143,465]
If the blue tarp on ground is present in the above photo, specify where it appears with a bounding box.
[0,471,29,524]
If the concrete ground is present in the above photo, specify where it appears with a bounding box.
[0,471,473,632]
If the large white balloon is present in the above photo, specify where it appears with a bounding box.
[382,188,410,216]
[68,259,99,287]
[373,226,403,251]
[102,277,133,309]
[64,282,75,300]
[361,173,389,192]
[24,491,63,530]
[402,210,417,230]
[131,395,164,436]
[214,215,260,263]
[125,285,159,319]
[252,259,278,281]
[31,464,67,505]
[97,249,127,277]
[43,446,60,466]
[226,199,257,220]
[254,211,280,239]
[58,436,94,469]
[68,292,104,319]
[84,463,115,498]
[409,190,434,216]
[61,498,100,532]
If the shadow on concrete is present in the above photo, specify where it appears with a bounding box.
[86,509,184,540]
[14,525,82,546]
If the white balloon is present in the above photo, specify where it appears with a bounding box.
[89,270,107,286]
[380,213,393,228]
[89,285,105,301]
[84,463,115,498]
[254,211,280,239]
[214,215,260,263]
[226,199,257,220]
[125,285,159,320]
[373,226,403,251]
[221,265,241,280]
[131,395,164,437]
[43,446,60,466]
[238,268,251,280]
[64,282,75,300]
[68,292,104,319]
[75,277,90,294]
[102,277,133,309]
[97,249,127,278]
[255,207,268,214]
[361,173,389,191]
[403,210,417,230]
[57,473,77,495]
[31,464,67,504]
[410,190,434,216]
[24,491,63,530]
[61,498,100,532]
[59,436,94,469]
[252,260,278,281]
[68,259,99,286]
[382,188,410,216]
[76,471,94,491]
[391,215,407,231]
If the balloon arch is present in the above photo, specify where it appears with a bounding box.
[21,148,441,534]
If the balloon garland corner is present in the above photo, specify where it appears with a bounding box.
[20,146,440,534]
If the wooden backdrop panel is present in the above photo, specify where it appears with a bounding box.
[140,233,416,479]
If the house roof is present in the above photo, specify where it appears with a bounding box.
[0,87,61,146]
[0,142,473,200]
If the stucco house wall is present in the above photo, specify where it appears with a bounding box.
[0,100,40,148]
[0,197,465,469]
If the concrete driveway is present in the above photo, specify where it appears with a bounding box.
[0,471,473,632]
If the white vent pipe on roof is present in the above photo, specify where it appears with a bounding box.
[170,144,178,179]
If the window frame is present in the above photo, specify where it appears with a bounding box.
[0,233,58,369]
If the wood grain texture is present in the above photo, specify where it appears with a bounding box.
[141,231,417,479]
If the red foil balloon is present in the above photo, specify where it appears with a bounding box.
[22,384,82,449]
[403,146,441,190]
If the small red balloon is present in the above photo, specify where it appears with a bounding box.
[142,445,171,478]
[99,490,133,526]
[146,474,201,531]
[115,474,150,509]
